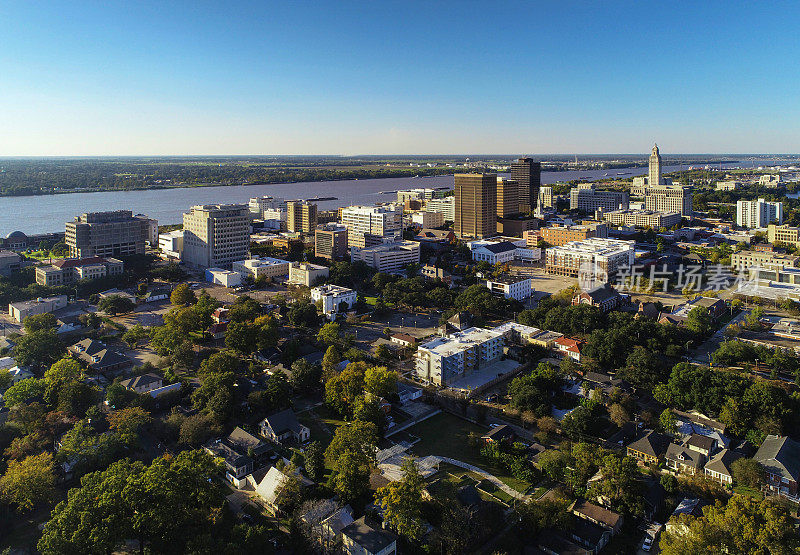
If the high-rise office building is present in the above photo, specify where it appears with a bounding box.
[286,200,317,233]
[511,158,541,213]
[182,204,250,269]
[455,173,497,239]
[645,185,693,217]
[315,223,349,260]
[570,184,629,212]
[65,210,152,258]
[496,177,520,218]
[340,205,403,249]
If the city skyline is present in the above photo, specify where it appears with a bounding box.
[3,2,800,155]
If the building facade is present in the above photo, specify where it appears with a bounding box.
[602,209,682,229]
[410,211,445,229]
[540,224,608,246]
[730,250,799,272]
[340,205,403,248]
[645,185,693,217]
[510,157,541,213]
[455,173,497,239]
[737,198,783,229]
[232,257,291,280]
[9,295,69,323]
[767,224,800,247]
[182,204,250,269]
[545,238,635,280]
[315,223,349,260]
[286,200,318,233]
[288,262,330,287]
[496,177,520,218]
[158,230,184,260]
[538,186,553,209]
[36,257,124,286]
[415,327,504,386]
[311,285,357,320]
[350,241,421,273]
[569,184,629,212]
[485,275,532,301]
[425,196,455,221]
[65,210,151,258]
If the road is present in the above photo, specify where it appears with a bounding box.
[690,308,749,365]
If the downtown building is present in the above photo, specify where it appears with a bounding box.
[569,184,629,212]
[510,157,541,213]
[350,240,420,273]
[415,327,504,387]
[314,223,348,260]
[182,204,250,269]
[545,238,635,281]
[455,173,497,239]
[767,224,800,248]
[425,196,455,221]
[36,257,124,286]
[65,210,153,258]
[286,200,317,233]
[736,198,783,229]
[601,209,682,229]
[645,185,693,218]
[340,204,403,249]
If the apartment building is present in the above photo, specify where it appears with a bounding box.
[455,173,497,239]
[538,186,553,209]
[730,250,799,272]
[314,223,348,260]
[410,211,445,229]
[310,285,357,320]
[340,205,403,248]
[248,196,285,217]
[569,184,629,212]
[602,209,682,229]
[286,200,317,233]
[288,262,330,287]
[716,180,740,191]
[545,238,635,280]
[65,210,152,258]
[426,196,455,221]
[415,327,504,387]
[539,223,608,246]
[350,241,420,273]
[484,275,532,301]
[737,198,783,229]
[767,224,800,247]
[182,204,250,269]
[232,257,291,280]
[645,185,693,217]
[36,257,124,286]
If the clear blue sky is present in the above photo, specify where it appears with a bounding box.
[2,1,799,155]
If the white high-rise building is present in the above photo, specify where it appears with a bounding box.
[340,205,403,248]
[248,196,286,217]
[426,197,455,221]
[736,198,784,229]
[182,204,250,269]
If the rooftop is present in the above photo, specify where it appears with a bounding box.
[548,237,634,256]
[418,327,502,357]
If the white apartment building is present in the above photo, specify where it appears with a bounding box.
[205,268,242,288]
[397,188,446,203]
[232,257,291,280]
[248,196,286,217]
[545,238,635,281]
[415,327,504,387]
[261,208,286,231]
[288,262,330,287]
[425,197,455,221]
[158,230,184,260]
[411,211,445,229]
[310,285,357,320]
[182,204,250,269]
[716,180,740,191]
[736,198,783,229]
[570,184,629,212]
[538,186,553,209]
[468,238,540,264]
[340,205,403,248]
[485,275,532,301]
[602,209,682,229]
[351,241,420,273]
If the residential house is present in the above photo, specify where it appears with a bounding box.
[207,321,228,340]
[298,499,355,549]
[119,373,163,394]
[555,336,583,362]
[341,516,397,555]
[260,409,311,444]
[665,443,705,475]
[567,515,612,554]
[389,333,417,348]
[685,434,717,459]
[627,430,671,465]
[482,424,514,444]
[570,499,623,536]
[704,449,744,485]
[571,283,625,313]
[68,338,131,374]
[397,382,422,404]
[204,427,271,488]
[753,434,800,498]
[419,264,452,285]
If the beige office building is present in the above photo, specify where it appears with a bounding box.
[315,223,348,260]
[350,240,420,273]
[182,204,250,269]
[288,262,330,287]
[645,185,693,217]
[455,173,497,239]
[538,186,553,209]
[65,210,151,258]
[730,250,799,272]
[286,200,317,233]
[496,177,520,218]
[340,205,403,249]
[767,224,800,247]
[602,209,682,228]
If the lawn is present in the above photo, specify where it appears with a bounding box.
[406,412,532,493]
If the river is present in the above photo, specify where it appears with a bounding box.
[0,159,794,236]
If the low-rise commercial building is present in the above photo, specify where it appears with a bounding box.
[35,257,124,286]
[9,295,68,323]
[288,262,329,287]
[545,238,635,280]
[232,257,291,280]
[415,327,504,387]
[205,268,242,288]
[767,224,800,248]
[716,180,740,191]
[0,250,21,276]
[484,275,532,301]
[538,223,608,246]
[350,241,420,273]
[68,338,131,374]
[468,238,540,264]
[158,230,184,260]
[311,285,357,320]
[410,211,444,229]
[730,250,799,272]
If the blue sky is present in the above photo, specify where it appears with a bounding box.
[2,1,799,155]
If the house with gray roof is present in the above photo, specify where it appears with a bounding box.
[665,443,705,475]
[753,435,800,498]
[120,373,163,394]
[341,516,397,555]
[259,408,310,445]
[704,449,744,485]
[204,426,271,488]
[68,338,131,374]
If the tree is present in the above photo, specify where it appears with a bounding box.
[376,457,425,542]
[537,449,571,482]
[659,496,799,554]
[150,324,185,356]
[659,409,677,435]
[587,454,643,516]
[98,295,136,315]
[108,406,152,448]
[227,295,261,322]
[290,358,321,393]
[324,420,378,465]
[122,324,149,348]
[225,320,259,353]
[287,300,319,328]
[325,362,366,417]
[660,474,678,494]
[316,322,341,346]
[0,452,56,511]
[170,283,197,306]
[179,413,222,446]
[274,466,304,514]
[1,377,46,406]
[13,329,65,368]
[23,312,57,333]
[620,346,665,391]
[609,403,630,427]
[685,306,712,336]
[731,458,764,489]
[375,343,393,361]
[364,366,398,399]
[321,345,341,382]
[304,441,325,482]
[332,450,371,504]
[353,395,386,432]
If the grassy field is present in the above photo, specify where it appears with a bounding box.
[406,412,532,493]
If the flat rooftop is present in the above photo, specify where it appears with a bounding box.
[492,322,541,336]
[446,358,521,394]
[418,327,502,357]
[549,237,634,256]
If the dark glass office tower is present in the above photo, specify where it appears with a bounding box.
[511,157,541,212]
